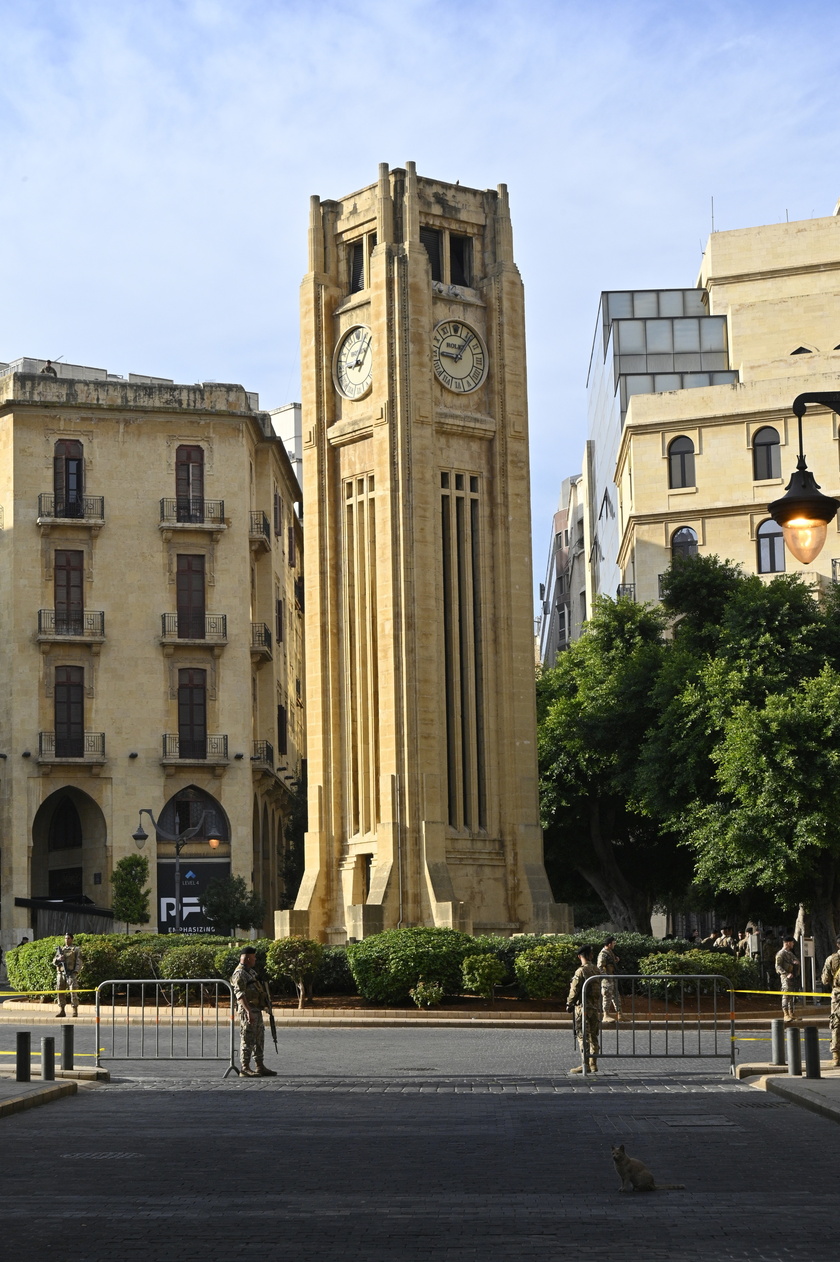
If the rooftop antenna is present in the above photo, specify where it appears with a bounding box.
[711,196,715,234]
[786,209,789,222]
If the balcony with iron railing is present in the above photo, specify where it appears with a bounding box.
[37,610,105,642]
[248,510,271,553]
[616,584,636,601]
[160,613,228,644]
[250,622,273,662]
[159,498,226,530]
[38,731,106,763]
[37,494,104,526]
[251,740,274,769]
[161,733,229,766]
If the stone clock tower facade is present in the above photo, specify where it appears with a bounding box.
[290,162,570,942]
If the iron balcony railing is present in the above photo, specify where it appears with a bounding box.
[161,734,228,761]
[248,510,271,543]
[294,576,304,612]
[159,498,225,527]
[250,622,272,653]
[39,731,106,759]
[251,740,274,767]
[38,609,105,637]
[832,558,840,585]
[160,613,227,642]
[38,493,104,521]
[616,584,636,601]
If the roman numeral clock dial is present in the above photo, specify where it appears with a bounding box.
[333,325,373,400]
[432,320,489,393]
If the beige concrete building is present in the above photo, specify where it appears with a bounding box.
[553,204,840,626]
[287,162,570,943]
[0,359,304,949]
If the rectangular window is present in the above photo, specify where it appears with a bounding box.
[275,598,284,643]
[175,445,204,523]
[296,678,302,705]
[273,490,283,536]
[55,665,84,757]
[349,240,365,293]
[277,703,288,756]
[450,234,472,287]
[177,668,207,759]
[288,525,296,567]
[176,554,206,639]
[420,226,443,282]
[54,550,84,634]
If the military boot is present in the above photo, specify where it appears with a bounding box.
[72,1007,78,1018]
[255,1062,277,1077]
[588,1058,598,1073]
[832,1053,840,1069]
[240,1058,258,1077]
[57,1008,66,1018]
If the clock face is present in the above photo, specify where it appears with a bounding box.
[333,325,373,400]
[432,320,488,393]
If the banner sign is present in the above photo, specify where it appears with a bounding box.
[157,859,231,934]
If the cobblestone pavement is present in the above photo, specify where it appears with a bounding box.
[0,1028,838,1261]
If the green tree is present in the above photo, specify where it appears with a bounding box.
[266,936,324,1009]
[639,558,840,959]
[111,855,151,931]
[200,875,265,936]
[538,596,691,931]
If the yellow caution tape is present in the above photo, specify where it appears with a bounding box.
[734,987,835,999]
[0,988,100,997]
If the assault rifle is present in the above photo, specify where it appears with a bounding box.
[257,971,278,1055]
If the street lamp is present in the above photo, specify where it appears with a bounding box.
[769,392,840,564]
[132,806,222,933]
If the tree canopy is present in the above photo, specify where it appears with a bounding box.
[539,557,840,955]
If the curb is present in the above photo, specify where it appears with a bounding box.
[0,1080,77,1119]
[766,1075,840,1125]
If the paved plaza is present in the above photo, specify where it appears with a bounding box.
[0,1026,838,1261]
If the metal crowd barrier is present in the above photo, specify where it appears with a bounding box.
[95,979,237,1077]
[579,973,736,1076]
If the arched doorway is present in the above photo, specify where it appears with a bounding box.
[31,787,108,904]
[156,785,231,935]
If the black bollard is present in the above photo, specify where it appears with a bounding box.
[803,1025,821,1079]
[786,1025,802,1076]
[15,1031,31,1082]
[770,1018,786,1065]
[61,1023,74,1071]
[40,1037,55,1081]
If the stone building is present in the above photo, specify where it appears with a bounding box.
[287,162,570,942]
[545,203,840,634]
[538,473,586,667]
[0,359,304,948]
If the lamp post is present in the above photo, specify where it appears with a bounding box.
[132,807,221,933]
[769,392,840,564]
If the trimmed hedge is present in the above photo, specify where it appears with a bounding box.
[513,942,580,1000]
[637,948,749,997]
[159,944,220,980]
[6,934,119,997]
[346,927,487,1004]
[462,953,506,999]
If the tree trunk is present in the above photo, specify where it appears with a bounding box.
[574,799,652,934]
[810,854,838,970]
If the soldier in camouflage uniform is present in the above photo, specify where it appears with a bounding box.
[820,934,840,1068]
[566,945,601,1074]
[775,933,800,1024]
[53,933,83,1017]
[597,936,622,1021]
[230,946,277,1077]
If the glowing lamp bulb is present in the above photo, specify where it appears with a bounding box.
[781,517,828,565]
[207,835,220,850]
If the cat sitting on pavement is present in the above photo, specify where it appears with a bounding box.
[610,1144,685,1192]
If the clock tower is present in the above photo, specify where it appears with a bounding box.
[290,162,570,941]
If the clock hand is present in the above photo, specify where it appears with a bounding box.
[353,336,370,370]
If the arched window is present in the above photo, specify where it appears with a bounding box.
[175,445,205,523]
[53,439,84,518]
[668,436,695,489]
[757,519,785,574]
[671,526,698,561]
[753,427,781,481]
[48,797,83,850]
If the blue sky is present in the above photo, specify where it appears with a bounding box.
[2,0,840,584]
